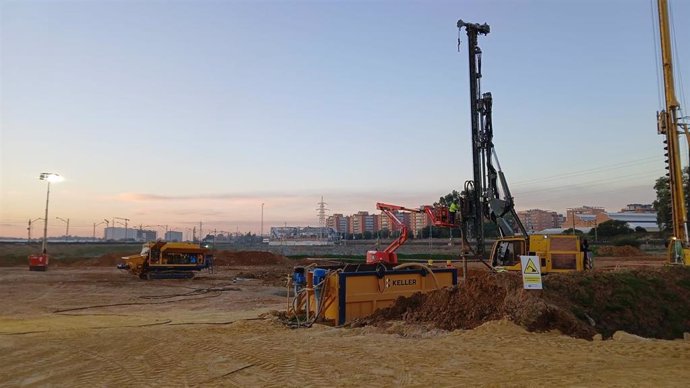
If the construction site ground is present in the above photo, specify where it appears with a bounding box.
[1,249,689,386]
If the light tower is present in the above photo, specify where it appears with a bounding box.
[39,173,63,253]
[29,172,63,271]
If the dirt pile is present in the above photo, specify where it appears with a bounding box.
[213,251,290,266]
[64,253,125,267]
[64,251,290,267]
[596,245,644,257]
[358,267,690,340]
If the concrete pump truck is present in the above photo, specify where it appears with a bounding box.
[656,0,690,266]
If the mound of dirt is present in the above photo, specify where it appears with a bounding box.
[596,245,644,257]
[236,269,289,286]
[65,253,125,267]
[213,251,290,266]
[357,267,690,340]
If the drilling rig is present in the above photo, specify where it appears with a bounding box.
[456,20,587,272]
[656,0,690,266]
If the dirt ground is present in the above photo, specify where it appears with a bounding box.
[1,255,689,386]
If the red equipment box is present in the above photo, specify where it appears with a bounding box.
[29,254,49,271]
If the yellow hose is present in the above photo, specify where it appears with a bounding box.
[393,263,441,290]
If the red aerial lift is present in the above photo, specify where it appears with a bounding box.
[366,202,457,265]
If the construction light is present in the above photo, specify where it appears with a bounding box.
[39,173,63,183]
[38,172,63,255]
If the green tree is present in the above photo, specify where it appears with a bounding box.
[436,190,462,207]
[653,166,690,234]
[653,175,671,232]
[590,220,633,238]
[563,228,585,236]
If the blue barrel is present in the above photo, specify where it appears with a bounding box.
[312,268,328,312]
[293,267,306,287]
[312,268,327,287]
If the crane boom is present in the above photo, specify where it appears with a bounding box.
[366,202,458,264]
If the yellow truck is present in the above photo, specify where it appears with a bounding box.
[117,241,213,279]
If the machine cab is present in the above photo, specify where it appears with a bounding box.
[490,237,527,268]
[490,235,585,273]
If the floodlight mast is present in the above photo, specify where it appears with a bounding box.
[38,173,62,253]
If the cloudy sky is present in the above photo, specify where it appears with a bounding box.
[1,0,689,238]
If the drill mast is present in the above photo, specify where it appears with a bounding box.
[657,0,688,246]
[457,20,527,258]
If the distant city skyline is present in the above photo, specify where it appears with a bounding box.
[2,1,688,238]
[6,196,655,240]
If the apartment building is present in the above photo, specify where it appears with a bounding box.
[563,206,608,228]
[326,213,350,234]
[410,211,431,237]
[517,209,562,233]
[350,211,378,235]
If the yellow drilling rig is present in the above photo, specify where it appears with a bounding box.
[657,0,690,266]
[454,20,587,273]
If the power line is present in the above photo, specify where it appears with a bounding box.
[510,155,662,187]
[513,167,661,197]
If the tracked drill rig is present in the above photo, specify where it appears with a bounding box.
[456,20,586,272]
[656,0,690,266]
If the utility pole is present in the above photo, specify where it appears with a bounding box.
[261,202,264,237]
[93,221,106,241]
[572,213,576,235]
[28,218,43,244]
[103,219,110,239]
[56,217,69,242]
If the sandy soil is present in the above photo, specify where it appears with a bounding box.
[1,265,689,386]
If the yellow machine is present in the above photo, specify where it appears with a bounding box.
[490,235,586,272]
[117,241,213,279]
[655,0,690,266]
[287,263,457,327]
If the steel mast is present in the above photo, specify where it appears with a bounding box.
[657,0,688,251]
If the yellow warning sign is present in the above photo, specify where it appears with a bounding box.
[520,256,543,290]
[523,258,539,274]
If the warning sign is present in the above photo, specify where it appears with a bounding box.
[520,256,543,290]
[523,259,539,274]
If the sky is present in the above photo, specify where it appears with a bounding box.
[1,0,689,238]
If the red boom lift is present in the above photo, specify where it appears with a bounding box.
[366,202,456,265]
